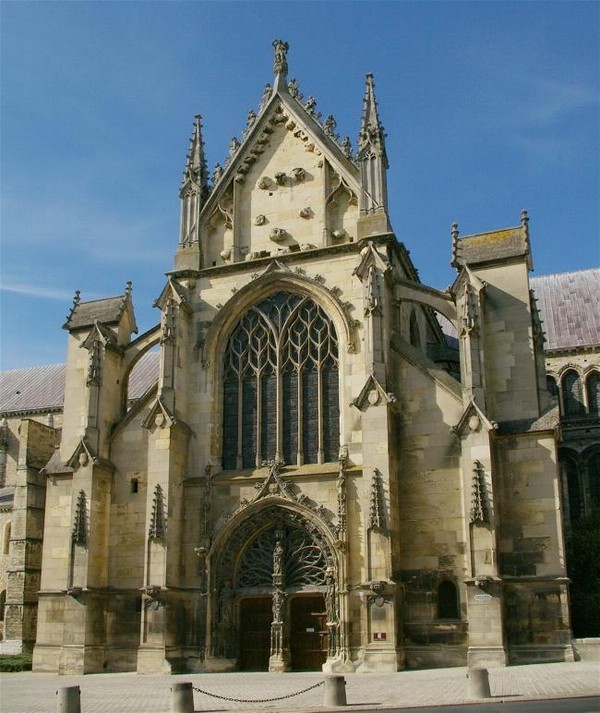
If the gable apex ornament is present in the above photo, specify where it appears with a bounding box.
[351,373,397,411]
[142,396,177,431]
[451,399,497,438]
[154,277,190,313]
[353,242,393,284]
[272,39,289,81]
[65,438,113,471]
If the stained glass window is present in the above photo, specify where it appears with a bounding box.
[562,370,584,418]
[222,292,340,469]
[587,371,600,416]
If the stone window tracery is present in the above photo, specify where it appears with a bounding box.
[237,525,327,589]
[222,291,340,469]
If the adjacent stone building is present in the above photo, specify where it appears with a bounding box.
[1,41,597,673]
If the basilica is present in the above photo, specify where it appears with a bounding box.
[1,41,598,674]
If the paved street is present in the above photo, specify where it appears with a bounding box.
[0,661,598,712]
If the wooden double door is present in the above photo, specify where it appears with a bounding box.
[239,594,327,671]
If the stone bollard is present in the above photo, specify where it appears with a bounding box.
[171,681,194,713]
[323,675,347,706]
[467,667,491,698]
[56,686,81,713]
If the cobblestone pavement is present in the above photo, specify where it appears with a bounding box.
[0,661,598,712]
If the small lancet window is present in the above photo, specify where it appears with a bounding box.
[587,452,600,509]
[409,310,422,351]
[586,371,600,416]
[437,580,459,619]
[131,478,139,494]
[562,369,584,418]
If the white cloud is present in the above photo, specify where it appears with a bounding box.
[0,281,83,301]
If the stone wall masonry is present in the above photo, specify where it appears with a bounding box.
[473,261,540,422]
[496,432,565,577]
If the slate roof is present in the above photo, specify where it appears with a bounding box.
[64,295,127,330]
[530,269,600,351]
[0,364,66,414]
[0,351,159,416]
[454,227,529,267]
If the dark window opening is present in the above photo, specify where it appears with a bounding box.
[437,580,459,619]
[562,370,585,418]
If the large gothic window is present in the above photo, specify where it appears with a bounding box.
[222,292,340,469]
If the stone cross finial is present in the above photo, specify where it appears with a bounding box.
[272,39,289,77]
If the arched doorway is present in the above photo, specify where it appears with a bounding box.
[210,504,339,671]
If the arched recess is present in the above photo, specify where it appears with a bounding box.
[207,499,342,668]
[561,368,585,418]
[584,448,600,510]
[586,370,600,416]
[437,579,460,619]
[409,309,422,352]
[2,521,10,555]
[203,269,354,470]
[221,291,340,469]
[202,269,355,372]
[559,450,583,523]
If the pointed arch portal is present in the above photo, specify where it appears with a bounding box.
[209,504,340,671]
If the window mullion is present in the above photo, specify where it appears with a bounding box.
[297,365,303,466]
[276,336,282,464]
[236,373,243,469]
[317,363,324,464]
[256,367,262,467]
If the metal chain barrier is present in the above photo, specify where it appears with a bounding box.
[192,679,324,703]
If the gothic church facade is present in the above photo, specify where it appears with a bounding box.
[5,41,577,674]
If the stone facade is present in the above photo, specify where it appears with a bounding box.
[2,41,596,673]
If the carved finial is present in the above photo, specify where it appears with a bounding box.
[304,96,321,121]
[246,109,257,130]
[181,114,208,195]
[520,209,530,239]
[288,77,302,101]
[72,490,87,546]
[149,484,166,541]
[272,39,289,78]
[470,461,489,525]
[323,115,338,140]
[451,223,460,268]
[125,281,132,298]
[341,136,353,158]
[213,162,223,183]
[358,74,386,158]
[259,83,273,111]
[229,137,240,156]
[63,290,82,330]
[368,468,385,531]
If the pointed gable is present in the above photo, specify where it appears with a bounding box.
[195,41,364,271]
[63,283,138,336]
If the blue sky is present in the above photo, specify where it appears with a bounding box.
[1,1,598,370]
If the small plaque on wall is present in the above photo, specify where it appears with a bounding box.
[474,593,493,602]
[373,632,387,641]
